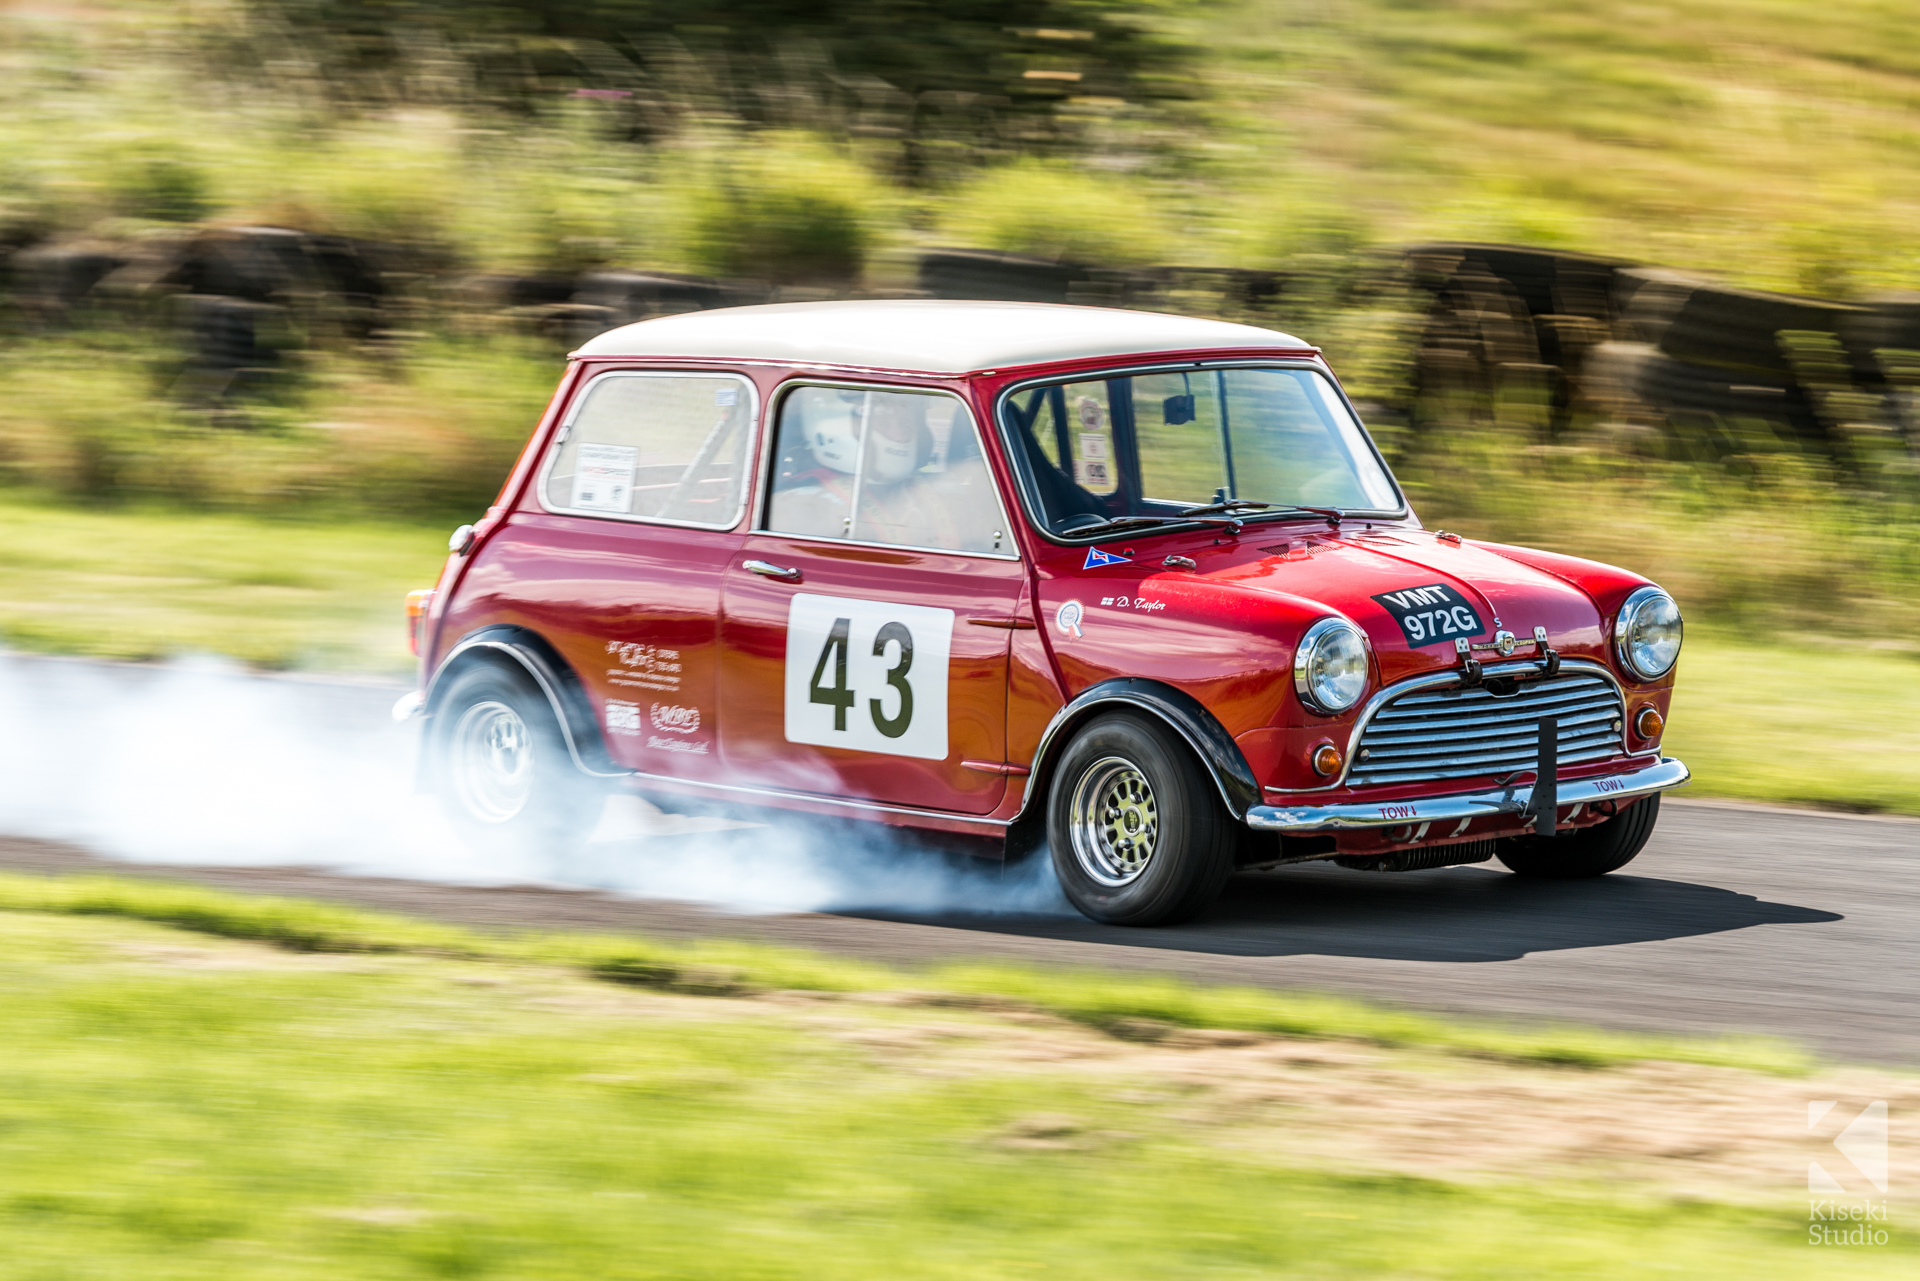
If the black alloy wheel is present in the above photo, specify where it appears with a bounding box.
[1495,793,1662,879]
[1046,711,1236,925]
[430,662,604,858]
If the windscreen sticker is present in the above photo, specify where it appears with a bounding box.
[784,593,953,761]
[572,442,637,512]
[1371,583,1485,648]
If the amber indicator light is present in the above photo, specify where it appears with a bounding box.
[1311,743,1344,777]
[405,589,435,656]
[1634,705,1664,741]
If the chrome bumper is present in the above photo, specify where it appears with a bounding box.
[1244,756,1689,834]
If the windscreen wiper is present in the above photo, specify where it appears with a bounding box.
[1176,500,1273,517]
[1179,501,1346,529]
[1070,513,1247,535]
[1179,500,1346,527]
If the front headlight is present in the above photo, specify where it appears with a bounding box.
[1614,587,1683,679]
[1294,617,1370,714]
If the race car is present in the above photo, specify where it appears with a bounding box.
[398,300,1687,925]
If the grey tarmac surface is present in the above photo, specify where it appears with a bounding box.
[0,659,1913,1066]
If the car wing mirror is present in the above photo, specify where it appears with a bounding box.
[1162,394,1195,425]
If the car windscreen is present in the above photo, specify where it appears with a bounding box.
[1001,367,1402,538]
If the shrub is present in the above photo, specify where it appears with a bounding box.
[939,159,1171,266]
[682,133,881,285]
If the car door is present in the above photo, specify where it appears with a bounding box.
[717,381,1025,814]
[501,366,758,776]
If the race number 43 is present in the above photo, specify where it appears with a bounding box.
[783,594,953,760]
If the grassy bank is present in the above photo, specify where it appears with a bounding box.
[0,872,1807,1073]
[7,887,1909,1278]
[0,499,446,673]
[1667,633,1920,815]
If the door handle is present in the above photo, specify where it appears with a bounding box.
[743,559,802,582]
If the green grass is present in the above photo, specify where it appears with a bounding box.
[0,498,446,672]
[0,903,1908,1279]
[1200,0,1920,298]
[1667,630,1920,815]
[0,871,1812,1074]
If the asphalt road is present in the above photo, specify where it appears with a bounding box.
[0,655,1913,1065]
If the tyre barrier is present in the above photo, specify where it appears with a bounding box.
[1402,248,1919,464]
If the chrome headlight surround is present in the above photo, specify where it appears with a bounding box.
[1293,617,1371,715]
[1614,586,1684,680]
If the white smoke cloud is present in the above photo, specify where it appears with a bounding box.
[0,652,1070,917]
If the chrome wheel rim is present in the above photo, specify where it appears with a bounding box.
[450,699,533,823]
[1068,756,1160,887]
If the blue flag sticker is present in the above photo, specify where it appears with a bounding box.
[1083,547,1132,569]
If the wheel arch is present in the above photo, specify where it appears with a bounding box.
[421,626,629,785]
[1014,678,1261,834]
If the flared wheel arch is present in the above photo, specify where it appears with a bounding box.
[419,626,627,790]
[1008,678,1261,857]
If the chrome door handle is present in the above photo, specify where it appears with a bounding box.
[743,559,802,582]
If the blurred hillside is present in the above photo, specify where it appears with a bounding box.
[2,0,1920,644]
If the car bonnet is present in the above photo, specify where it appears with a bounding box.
[1213,527,1609,683]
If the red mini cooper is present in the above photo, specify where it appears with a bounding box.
[400,301,1688,925]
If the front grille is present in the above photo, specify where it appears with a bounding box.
[1349,670,1625,787]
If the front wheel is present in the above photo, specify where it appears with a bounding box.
[1046,712,1235,926]
[1495,794,1661,879]
[429,662,604,858]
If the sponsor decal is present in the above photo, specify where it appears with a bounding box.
[649,703,700,734]
[783,593,953,761]
[647,736,709,755]
[605,641,682,692]
[605,700,642,736]
[1055,599,1084,639]
[1370,582,1485,649]
[1083,547,1131,569]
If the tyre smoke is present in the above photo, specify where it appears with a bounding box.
[0,653,1070,917]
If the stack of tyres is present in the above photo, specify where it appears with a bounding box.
[1401,243,1633,434]
[1612,268,1894,461]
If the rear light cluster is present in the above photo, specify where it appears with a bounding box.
[405,589,435,656]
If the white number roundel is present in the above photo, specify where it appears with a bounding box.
[783,593,953,761]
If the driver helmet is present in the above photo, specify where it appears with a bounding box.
[864,395,930,484]
[804,406,862,474]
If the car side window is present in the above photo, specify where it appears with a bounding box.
[542,372,752,527]
[765,386,1010,555]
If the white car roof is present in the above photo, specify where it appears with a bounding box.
[571,300,1312,374]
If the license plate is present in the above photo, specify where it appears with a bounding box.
[1370,583,1485,648]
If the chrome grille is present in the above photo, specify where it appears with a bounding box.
[1349,671,1625,787]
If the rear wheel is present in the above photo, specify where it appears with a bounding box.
[1047,712,1235,925]
[430,663,603,858]
[1495,794,1660,879]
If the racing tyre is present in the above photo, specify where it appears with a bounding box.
[1047,712,1236,926]
[1495,794,1660,879]
[430,662,604,858]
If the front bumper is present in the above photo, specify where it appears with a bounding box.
[1244,756,1689,834]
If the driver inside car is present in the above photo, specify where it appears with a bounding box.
[772,390,1000,552]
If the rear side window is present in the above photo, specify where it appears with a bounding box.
[540,371,755,527]
[764,384,1011,556]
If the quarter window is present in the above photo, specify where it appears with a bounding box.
[543,372,752,527]
[765,386,1009,555]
